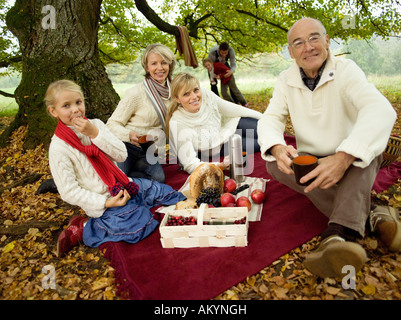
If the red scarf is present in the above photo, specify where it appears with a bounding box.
[54,119,139,197]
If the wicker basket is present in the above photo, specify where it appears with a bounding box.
[159,204,249,248]
[381,135,401,168]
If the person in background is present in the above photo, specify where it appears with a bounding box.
[208,42,248,107]
[257,17,398,278]
[107,44,177,183]
[202,58,219,96]
[46,80,186,257]
[167,73,261,174]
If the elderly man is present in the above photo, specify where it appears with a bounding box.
[257,18,398,278]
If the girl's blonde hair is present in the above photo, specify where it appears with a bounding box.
[44,79,84,112]
[141,44,176,81]
[165,73,200,136]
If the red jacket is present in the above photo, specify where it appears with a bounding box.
[213,62,232,84]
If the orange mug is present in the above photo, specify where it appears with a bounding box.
[138,135,154,152]
[292,155,318,186]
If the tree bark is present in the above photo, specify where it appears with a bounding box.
[1,0,120,150]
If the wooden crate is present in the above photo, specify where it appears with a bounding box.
[160,203,249,248]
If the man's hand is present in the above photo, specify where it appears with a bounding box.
[302,152,356,193]
[105,189,131,208]
[270,144,299,175]
[72,117,99,139]
[224,69,233,78]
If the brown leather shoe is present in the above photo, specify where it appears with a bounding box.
[304,235,367,278]
[369,205,401,252]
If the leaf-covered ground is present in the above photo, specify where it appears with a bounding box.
[0,90,400,300]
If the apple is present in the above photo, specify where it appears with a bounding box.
[224,178,237,193]
[251,189,266,204]
[225,203,236,207]
[236,196,252,211]
[220,193,236,207]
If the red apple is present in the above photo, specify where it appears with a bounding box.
[224,178,237,193]
[251,189,266,204]
[220,193,236,207]
[225,203,236,207]
[236,196,252,211]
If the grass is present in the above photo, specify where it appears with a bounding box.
[0,75,400,117]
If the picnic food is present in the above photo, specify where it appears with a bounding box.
[189,163,224,199]
[175,199,198,210]
[196,187,221,207]
[223,178,237,193]
[220,193,236,207]
[251,189,266,204]
[236,196,252,211]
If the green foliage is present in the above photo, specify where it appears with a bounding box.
[344,37,401,75]
[1,0,401,76]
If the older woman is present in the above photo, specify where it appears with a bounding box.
[166,72,262,174]
[107,44,176,183]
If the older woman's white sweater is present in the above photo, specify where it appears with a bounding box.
[48,119,128,218]
[106,82,171,142]
[258,53,397,168]
[169,88,262,174]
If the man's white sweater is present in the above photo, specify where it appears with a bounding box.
[258,53,397,168]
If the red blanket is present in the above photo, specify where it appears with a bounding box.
[100,137,401,300]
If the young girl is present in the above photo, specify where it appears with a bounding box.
[45,80,186,257]
[166,73,262,174]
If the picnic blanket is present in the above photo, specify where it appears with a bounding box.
[100,136,401,300]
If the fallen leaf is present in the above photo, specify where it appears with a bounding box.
[3,241,15,253]
[362,284,376,296]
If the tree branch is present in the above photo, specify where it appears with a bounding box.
[134,0,179,36]
[235,9,288,32]
[0,55,22,68]
[0,89,15,98]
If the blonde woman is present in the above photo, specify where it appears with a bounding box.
[166,73,262,174]
[107,44,176,183]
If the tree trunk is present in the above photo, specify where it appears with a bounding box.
[1,0,119,150]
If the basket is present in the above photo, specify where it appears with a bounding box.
[159,203,249,248]
[381,135,401,168]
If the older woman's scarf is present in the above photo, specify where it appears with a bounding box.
[143,77,170,130]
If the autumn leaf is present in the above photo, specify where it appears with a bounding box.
[3,241,15,253]
[362,284,376,296]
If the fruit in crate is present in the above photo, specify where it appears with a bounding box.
[166,215,197,226]
[196,187,221,207]
[223,178,237,193]
[236,196,252,211]
[220,192,236,207]
[251,189,266,204]
[189,163,224,199]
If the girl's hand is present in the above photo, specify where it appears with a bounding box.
[129,131,140,147]
[105,189,131,208]
[72,117,99,139]
[217,156,230,171]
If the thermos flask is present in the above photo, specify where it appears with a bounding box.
[229,134,245,182]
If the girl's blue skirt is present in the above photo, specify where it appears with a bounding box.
[83,178,186,247]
